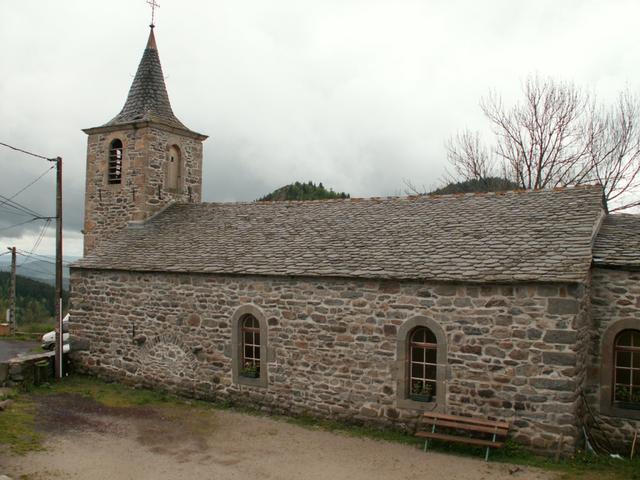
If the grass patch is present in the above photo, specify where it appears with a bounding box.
[287,413,424,446]
[7,321,56,341]
[4,333,39,342]
[0,399,43,455]
[33,376,184,408]
[18,321,55,335]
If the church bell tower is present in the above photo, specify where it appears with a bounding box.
[82,25,207,255]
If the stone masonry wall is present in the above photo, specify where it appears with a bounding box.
[83,125,203,254]
[70,269,589,454]
[0,352,54,389]
[586,267,640,453]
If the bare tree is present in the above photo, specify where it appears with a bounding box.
[588,90,640,211]
[445,130,496,183]
[445,75,640,211]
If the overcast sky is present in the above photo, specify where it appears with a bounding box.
[1,0,639,257]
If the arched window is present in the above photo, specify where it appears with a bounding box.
[241,314,260,378]
[396,316,446,409]
[613,330,640,408]
[166,145,181,191]
[409,327,438,401]
[108,139,123,185]
[231,305,269,388]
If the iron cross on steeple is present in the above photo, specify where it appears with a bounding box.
[147,0,160,28]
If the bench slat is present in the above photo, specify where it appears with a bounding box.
[422,412,509,429]
[421,418,509,436]
[416,431,505,448]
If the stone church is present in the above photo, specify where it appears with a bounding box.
[70,26,640,454]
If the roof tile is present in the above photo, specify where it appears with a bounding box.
[102,28,191,132]
[73,186,605,283]
[593,214,640,267]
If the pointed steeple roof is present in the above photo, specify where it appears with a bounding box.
[102,27,191,132]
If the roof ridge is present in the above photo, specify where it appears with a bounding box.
[76,184,604,283]
[184,185,603,207]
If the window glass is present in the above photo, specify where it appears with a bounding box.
[409,327,437,400]
[240,314,261,378]
[613,330,640,407]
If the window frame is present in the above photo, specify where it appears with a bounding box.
[600,319,640,420]
[107,138,124,185]
[240,315,261,378]
[396,316,447,410]
[231,305,269,388]
[409,327,438,401]
[612,330,640,410]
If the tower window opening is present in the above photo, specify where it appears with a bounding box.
[108,139,123,184]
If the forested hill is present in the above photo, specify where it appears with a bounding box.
[258,181,350,201]
[430,177,519,195]
[0,272,68,324]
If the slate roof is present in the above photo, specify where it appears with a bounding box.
[74,186,606,283]
[102,28,191,132]
[593,214,640,268]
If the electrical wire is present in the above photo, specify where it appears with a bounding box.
[0,199,38,217]
[0,164,55,210]
[0,218,39,232]
[17,218,51,267]
[15,264,56,277]
[0,204,34,218]
[580,391,616,455]
[0,206,32,217]
[0,194,46,218]
[16,249,71,266]
[0,141,55,161]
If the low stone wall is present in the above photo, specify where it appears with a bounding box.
[0,352,55,389]
[70,268,588,454]
[585,268,640,454]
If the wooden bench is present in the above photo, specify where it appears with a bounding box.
[416,412,510,461]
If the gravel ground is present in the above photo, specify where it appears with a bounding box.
[1,393,553,480]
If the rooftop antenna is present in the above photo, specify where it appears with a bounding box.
[147,0,160,28]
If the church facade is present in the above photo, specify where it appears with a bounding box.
[69,27,640,455]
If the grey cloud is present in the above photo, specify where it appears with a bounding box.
[2,0,639,256]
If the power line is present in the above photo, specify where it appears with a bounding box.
[0,141,55,161]
[30,219,50,255]
[0,164,55,210]
[16,249,52,260]
[0,203,33,217]
[0,263,57,278]
[17,218,51,267]
[0,207,32,217]
[0,218,39,232]
[15,265,56,277]
[0,194,46,218]
[0,198,38,217]
[16,249,71,266]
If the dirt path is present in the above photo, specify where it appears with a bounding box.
[1,394,553,480]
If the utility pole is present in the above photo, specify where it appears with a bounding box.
[7,246,16,334]
[51,156,63,379]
